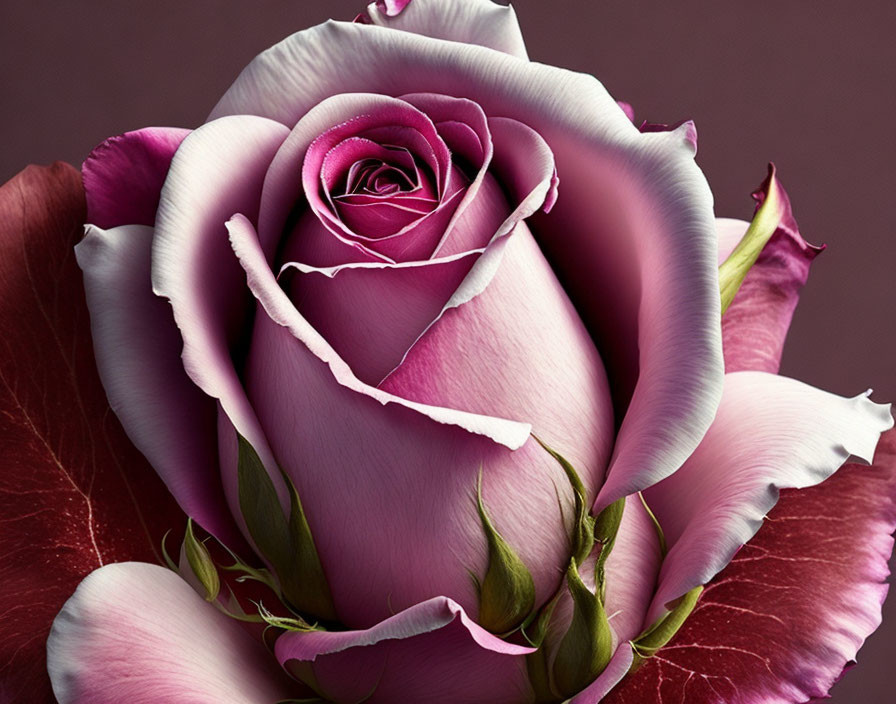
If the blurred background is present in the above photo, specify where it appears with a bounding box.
[2,1,894,701]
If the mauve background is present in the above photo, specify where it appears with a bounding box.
[1,0,894,701]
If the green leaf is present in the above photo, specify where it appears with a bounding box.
[552,560,614,698]
[534,436,595,566]
[236,434,335,621]
[632,585,703,660]
[475,468,536,634]
[183,518,220,602]
[718,164,786,314]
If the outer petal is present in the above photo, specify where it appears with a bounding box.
[151,115,292,515]
[643,371,893,623]
[604,429,896,704]
[0,163,184,703]
[229,214,571,626]
[364,0,528,59]
[75,224,237,546]
[82,127,189,229]
[275,596,533,704]
[47,562,293,703]
[717,173,824,373]
[209,18,723,514]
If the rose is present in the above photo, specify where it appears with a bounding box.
[4,0,885,702]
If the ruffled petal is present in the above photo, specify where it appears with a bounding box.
[363,0,528,59]
[47,562,293,703]
[717,170,824,373]
[643,371,893,624]
[604,429,896,704]
[209,18,723,515]
[75,224,237,545]
[275,596,533,704]
[82,127,189,229]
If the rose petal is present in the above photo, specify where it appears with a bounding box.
[275,596,533,703]
[0,164,186,703]
[82,127,190,229]
[151,115,292,517]
[569,645,635,703]
[717,171,824,373]
[47,563,293,703]
[75,224,238,546]
[365,0,528,59]
[604,429,896,704]
[643,371,893,624]
[210,17,724,517]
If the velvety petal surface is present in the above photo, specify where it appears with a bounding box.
[364,0,528,59]
[717,172,824,373]
[209,18,724,515]
[75,224,238,546]
[0,163,184,703]
[604,429,896,704]
[82,127,189,229]
[644,371,893,623]
[229,214,570,626]
[47,562,293,703]
[275,597,534,703]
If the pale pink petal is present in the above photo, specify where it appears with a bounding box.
[210,18,724,516]
[47,562,293,703]
[381,221,615,503]
[275,596,533,703]
[75,225,239,546]
[151,115,291,516]
[643,371,893,624]
[364,0,528,58]
[228,214,577,626]
[717,170,824,373]
[82,127,189,229]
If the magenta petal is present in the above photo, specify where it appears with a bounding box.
[82,127,189,229]
[643,371,892,624]
[47,563,293,703]
[275,597,533,704]
[365,0,528,58]
[75,224,237,545]
[718,170,825,373]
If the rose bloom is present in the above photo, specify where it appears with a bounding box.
[0,1,893,703]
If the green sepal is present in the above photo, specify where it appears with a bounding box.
[475,469,537,635]
[257,602,319,633]
[523,588,564,703]
[534,436,595,566]
[184,518,220,602]
[637,491,667,557]
[552,560,614,698]
[593,497,625,599]
[236,433,336,621]
[631,585,703,660]
[160,530,178,572]
[718,164,786,314]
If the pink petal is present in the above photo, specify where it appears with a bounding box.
[151,115,291,515]
[210,18,724,516]
[381,221,615,505]
[75,224,238,546]
[643,371,893,624]
[717,170,825,373]
[82,127,189,229]
[275,596,533,703]
[228,214,576,626]
[604,429,896,704]
[364,0,528,58]
[569,645,635,703]
[47,562,293,703]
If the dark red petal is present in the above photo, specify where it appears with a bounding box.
[0,164,185,703]
[604,427,896,704]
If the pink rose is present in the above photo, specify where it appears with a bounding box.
[0,1,892,703]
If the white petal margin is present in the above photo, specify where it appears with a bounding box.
[47,562,293,704]
[643,371,894,624]
[364,0,528,59]
[209,21,724,513]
